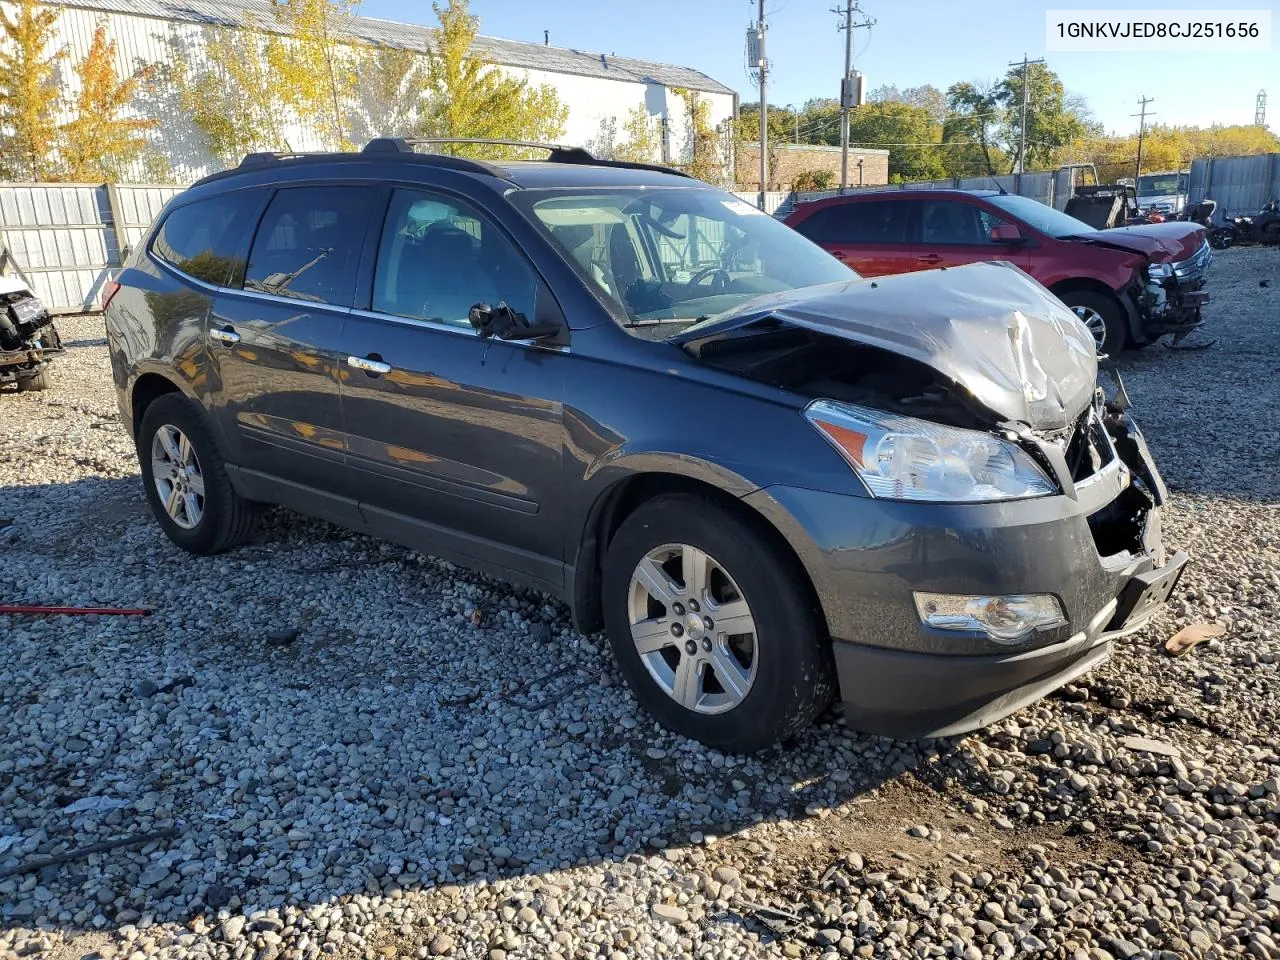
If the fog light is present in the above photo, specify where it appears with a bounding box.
[913,592,1066,644]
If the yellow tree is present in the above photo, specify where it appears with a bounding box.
[673,87,723,183]
[174,23,288,166]
[0,0,65,180]
[267,0,362,150]
[61,24,156,181]
[417,0,567,158]
[348,46,425,141]
[613,105,659,163]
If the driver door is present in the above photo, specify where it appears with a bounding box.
[336,186,569,587]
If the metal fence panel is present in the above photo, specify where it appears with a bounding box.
[0,182,180,312]
[1188,154,1280,217]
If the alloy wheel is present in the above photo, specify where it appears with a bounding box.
[627,543,758,715]
[1073,305,1107,350]
[150,424,205,530]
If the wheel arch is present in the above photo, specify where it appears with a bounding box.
[1049,277,1142,346]
[130,371,186,438]
[569,471,828,642]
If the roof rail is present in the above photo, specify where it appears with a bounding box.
[361,136,692,178]
[238,151,333,169]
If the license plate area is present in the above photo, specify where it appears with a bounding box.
[1108,550,1188,631]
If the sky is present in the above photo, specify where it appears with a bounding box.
[360,0,1279,136]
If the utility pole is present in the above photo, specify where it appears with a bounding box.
[835,0,874,191]
[1133,96,1155,184]
[757,1,768,204]
[1257,89,1267,128]
[1007,54,1045,175]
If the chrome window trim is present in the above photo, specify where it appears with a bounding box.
[348,308,570,353]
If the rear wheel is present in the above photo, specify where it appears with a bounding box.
[601,494,835,753]
[137,393,259,554]
[16,368,49,391]
[1059,289,1128,355]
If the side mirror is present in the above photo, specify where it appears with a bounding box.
[989,223,1025,244]
[468,302,562,342]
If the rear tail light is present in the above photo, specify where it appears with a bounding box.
[102,280,121,310]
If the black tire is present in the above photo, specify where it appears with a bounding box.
[1058,289,1128,355]
[16,368,49,391]
[601,493,835,753]
[137,393,259,554]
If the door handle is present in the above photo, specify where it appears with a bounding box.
[209,326,241,344]
[916,254,944,264]
[347,355,392,376]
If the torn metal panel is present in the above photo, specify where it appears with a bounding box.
[674,261,1097,432]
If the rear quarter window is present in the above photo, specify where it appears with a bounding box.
[151,191,263,286]
[794,200,910,244]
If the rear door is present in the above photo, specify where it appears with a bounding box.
[206,184,375,499]
[913,198,1030,273]
[336,186,568,588]
[791,199,914,275]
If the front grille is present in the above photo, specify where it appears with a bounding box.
[1171,239,1212,281]
[1062,408,1117,484]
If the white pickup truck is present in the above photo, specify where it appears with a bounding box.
[0,276,61,392]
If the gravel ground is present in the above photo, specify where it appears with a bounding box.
[1,245,1278,960]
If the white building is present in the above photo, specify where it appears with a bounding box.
[31,0,739,181]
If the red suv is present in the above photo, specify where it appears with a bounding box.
[785,189,1211,353]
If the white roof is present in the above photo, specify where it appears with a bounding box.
[54,0,737,96]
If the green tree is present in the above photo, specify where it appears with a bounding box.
[60,24,156,181]
[0,0,65,179]
[996,62,1088,172]
[942,81,1004,176]
[847,102,948,181]
[266,0,362,149]
[417,0,567,158]
[174,23,289,165]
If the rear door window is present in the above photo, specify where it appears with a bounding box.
[243,186,373,306]
[151,191,263,286]
[795,200,910,244]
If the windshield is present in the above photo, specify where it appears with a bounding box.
[1137,173,1187,196]
[510,187,857,330]
[987,194,1097,238]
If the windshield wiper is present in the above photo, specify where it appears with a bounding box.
[623,315,709,328]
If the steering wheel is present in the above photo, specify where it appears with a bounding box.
[688,266,731,294]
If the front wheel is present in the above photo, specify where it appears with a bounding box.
[137,393,259,554]
[1059,289,1128,355]
[601,494,835,753]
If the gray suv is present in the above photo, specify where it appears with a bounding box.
[105,138,1186,752]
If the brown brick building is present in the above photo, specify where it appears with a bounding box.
[735,143,890,191]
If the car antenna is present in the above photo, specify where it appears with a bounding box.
[989,177,1009,195]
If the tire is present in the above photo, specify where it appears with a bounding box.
[16,368,49,391]
[601,493,835,753]
[1059,289,1128,355]
[137,393,259,554]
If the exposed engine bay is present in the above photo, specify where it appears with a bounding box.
[675,262,1168,567]
[0,285,62,390]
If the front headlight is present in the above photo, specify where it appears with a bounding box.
[805,399,1056,503]
[1146,262,1174,279]
[11,297,46,323]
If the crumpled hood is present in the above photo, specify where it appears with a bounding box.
[1073,221,1205,261]
[0,275,33,297]
[674,260,1097,432]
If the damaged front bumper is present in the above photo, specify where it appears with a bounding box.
[743,393,1185,739]
[0,324,63,385]
[1126,241,1213,344]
